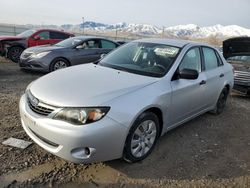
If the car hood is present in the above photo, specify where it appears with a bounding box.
[29,64,159,107]
[223,37,250,59]
[25,45,64,53]
[0,35,23,41]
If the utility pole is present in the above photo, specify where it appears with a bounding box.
[82,17,85,35]
[162,26,165,38]
[115,25,118,40]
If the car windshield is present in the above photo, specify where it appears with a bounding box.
[99,42,180,77]
[17,29,37,38]
[55,38,83,48]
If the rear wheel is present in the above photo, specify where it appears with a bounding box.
[50,58,69,72]
[123,112,160,163]
[213,87,229,115]
[7,46,24,63]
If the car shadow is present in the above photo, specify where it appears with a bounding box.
[106,96,250,181]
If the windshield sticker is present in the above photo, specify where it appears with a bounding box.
[143,52,148,59]
[154,47,179,56]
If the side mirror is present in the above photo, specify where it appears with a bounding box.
[33,35,41,41]
[178,68,199,80]
[100,54,106,59]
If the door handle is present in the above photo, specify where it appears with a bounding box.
[199,80,206,85]
[219,73,224,78]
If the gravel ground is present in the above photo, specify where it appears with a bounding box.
[0,58,250,188]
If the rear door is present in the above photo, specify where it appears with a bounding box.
[70,39,101,65]
[170,47,207,125]
[99,39,118,55]
[202,47,225,106]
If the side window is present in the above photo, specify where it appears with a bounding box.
[179,47,201,72]
[202,47,219,70]
[82,40,100,49]
[37,31,50,40]
[215,51,224,66]
[50,32,70,40]
[101,40,117,49]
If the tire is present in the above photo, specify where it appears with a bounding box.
[213,87,229,115]
[123,112,160,163]
[246,91,250,97]
[49,58,69,72]
[7,46,24,63]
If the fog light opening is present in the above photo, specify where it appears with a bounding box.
[85,147,90,155]
[71,147,96,160]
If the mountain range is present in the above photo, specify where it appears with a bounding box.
[60,21,250,39]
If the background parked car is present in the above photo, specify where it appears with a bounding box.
[223,37,250,95]
[19,36,120,72]
[0,29,74,62]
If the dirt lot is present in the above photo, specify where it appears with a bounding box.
[0,57,249,188]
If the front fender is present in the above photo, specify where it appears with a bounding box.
[103,80,172,136]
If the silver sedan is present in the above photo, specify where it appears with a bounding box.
[19,39,234,163]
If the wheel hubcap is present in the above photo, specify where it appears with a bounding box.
[131,120,157,158]
[54,61,67,70]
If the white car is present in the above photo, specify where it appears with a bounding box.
[19,39,234,163]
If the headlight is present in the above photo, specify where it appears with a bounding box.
[52,107,110,125]
[31,51,50,58]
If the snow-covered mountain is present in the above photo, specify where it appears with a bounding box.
[60,21,250,38]
[164,24,250,38]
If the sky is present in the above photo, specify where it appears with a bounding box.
[0,0,249,28]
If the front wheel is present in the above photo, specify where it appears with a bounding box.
[50,58,69,72]
[7,46,24,63]
[123,112,160,163]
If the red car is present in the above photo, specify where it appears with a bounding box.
[0,29,74,62]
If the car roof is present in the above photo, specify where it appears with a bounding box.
[133,38,209,48]
[71,36,118,42]
[34,29,74,35]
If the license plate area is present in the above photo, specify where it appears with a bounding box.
[22,113,36,127]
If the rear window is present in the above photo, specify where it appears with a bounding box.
[50,32,70,40]
[101,40,117,49]
[202,47,219,71]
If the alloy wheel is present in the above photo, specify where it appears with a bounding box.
[130,120,157,158]
[53,61,67,70]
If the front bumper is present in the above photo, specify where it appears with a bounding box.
[19,95,128,163]
[0,44,6,56]
[19,57,50,72]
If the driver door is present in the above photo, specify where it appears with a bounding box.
[28,31,51,47]
[71,39,102,65]
[169,47,208,126]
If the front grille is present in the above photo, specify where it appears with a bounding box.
[234,71,250,83]
[27,93,55,116]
